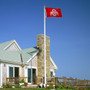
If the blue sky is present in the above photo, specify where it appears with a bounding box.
[0,0,90,80]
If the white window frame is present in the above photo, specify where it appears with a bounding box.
[7,64,20,77]
[26,66,37,84]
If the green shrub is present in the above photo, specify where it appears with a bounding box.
[19,80,25,83]
[46,85,54,89]
[55,84,61,88]
[2,84,7,88]
[14,85,20,88]
[24,82,28,86]
[55,84,73,89]
[6,84,12,88]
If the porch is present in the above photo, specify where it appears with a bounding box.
[5,77,90,88]
[5,77,55,85]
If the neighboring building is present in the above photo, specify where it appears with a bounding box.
[0,34,57,87]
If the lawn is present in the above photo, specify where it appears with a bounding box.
[0,88,76,90]
[0,88,51,90]
[0,88,90,90]
[0,88,46,90]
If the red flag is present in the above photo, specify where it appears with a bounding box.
[45,8,62,17]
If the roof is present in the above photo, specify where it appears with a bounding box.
[0,40,57,69]
[0,40,13,50]
[0,40,39,64]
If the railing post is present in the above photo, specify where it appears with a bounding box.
[65,78,67,87]
[53,77,55,85]
[43,77,44,84]
[55,77,56,86]
[5,78,7,86]
[36,76,37,84]
[75,79,78,86]
[19,77,20,83]
[84,80,86,87]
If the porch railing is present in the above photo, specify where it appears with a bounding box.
[6,77,28,85]
[36,77,55,85]
[6,77,90,87]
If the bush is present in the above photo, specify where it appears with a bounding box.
[14,85,20,88]
[5,84,12,88]
[19,80,25,83]
[55,84,61,88]
[46,85,54,89]
[24,82,28,86]
[55,84,73,89]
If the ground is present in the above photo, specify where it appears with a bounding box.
[0,88,74,90]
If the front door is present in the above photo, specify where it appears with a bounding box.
[15,67,19,84]
[15,67,19,77]
[33,69,36,84]
[28,68,36,84]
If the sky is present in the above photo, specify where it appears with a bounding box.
[0,0,90,80]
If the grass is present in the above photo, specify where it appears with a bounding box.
[0,88,76,90]
[0,88,90,90]
[0,88,51,90]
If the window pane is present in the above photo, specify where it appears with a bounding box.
[50,71,53,77]
[28,69,31,83]
[9,67,13,77]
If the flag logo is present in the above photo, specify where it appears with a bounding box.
[50,9,59,16]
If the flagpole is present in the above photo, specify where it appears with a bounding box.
[44,5,46,85]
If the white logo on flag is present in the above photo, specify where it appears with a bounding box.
[50,9,58,16]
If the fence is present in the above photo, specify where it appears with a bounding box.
[6,77,28,85]
[36,77,55,85]
[36,77,90,88]
[6,76,90,87]
[55,77,90,87]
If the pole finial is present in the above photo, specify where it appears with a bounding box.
[44,5,45,8]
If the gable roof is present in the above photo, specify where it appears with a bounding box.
[0,40,13,50]
[0,40,21,50]
[0,40,39,64]
[0,40,57,70]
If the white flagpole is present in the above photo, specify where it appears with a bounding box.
[44,5,46,85]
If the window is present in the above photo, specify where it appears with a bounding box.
[50,71,53,77]
[9,67,13,77]
[28,69,31,83]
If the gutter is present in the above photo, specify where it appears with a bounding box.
[0,59,27,66]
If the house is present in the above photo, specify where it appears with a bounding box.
[0,34,57,87]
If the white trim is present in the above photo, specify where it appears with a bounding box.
[27,67,37,84]
[0,59,22,65]
[24,65,37,84]
[50,69,55,76]
[24,66,27,77]
[50,57,58,70]
[26,52,38,63]
[27,66,37,69]
[7,64,20,77]
[0,63,2,86]
[7,64,9,77]
[14,40,21,50]
[3,40,21,50]
[8,66,14,77]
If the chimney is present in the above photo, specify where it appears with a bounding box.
[37,34,50,77]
